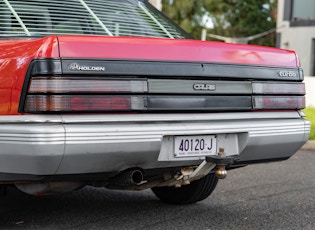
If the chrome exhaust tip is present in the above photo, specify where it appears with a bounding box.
[130,170,144,185]
[111,169,145,186]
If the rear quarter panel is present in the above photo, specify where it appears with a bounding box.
[0,36,59,115]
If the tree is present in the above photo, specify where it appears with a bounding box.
[161,0,207,40]
[161,0,277,46]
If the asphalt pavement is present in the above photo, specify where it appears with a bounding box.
[1,148,314,230]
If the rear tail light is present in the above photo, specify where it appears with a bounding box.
[25,95,146,112]
[252,82,306,110]
[21,76,306,113]
[28,78,147,93]
[252,82,305,94]
[23,78,148,112]
[253,96,305,110]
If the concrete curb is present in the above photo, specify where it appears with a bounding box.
[301,140,315,150]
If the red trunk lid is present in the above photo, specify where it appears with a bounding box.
[57,35,299,68]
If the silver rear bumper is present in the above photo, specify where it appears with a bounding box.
[0,112,310,177]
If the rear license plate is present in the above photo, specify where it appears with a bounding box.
[174,135,217,157]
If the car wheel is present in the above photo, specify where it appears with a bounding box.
[151,173,218,204]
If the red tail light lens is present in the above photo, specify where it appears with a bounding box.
[70,97,131,111]
[253,96,305,109]
[24,95,146,112]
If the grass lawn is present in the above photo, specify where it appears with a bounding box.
[303,107,315,140]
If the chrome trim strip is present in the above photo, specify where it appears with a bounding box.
[62,119,307,144]
[0,112,302,124]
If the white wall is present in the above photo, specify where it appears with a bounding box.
[278,26,315,76]
[305,76,315,107]
[277,0,315,76]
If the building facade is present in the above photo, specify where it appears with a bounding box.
[277,0,315,76]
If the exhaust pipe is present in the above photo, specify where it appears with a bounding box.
[111,169,144,186]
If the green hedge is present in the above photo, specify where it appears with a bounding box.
[303,107,315,140]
